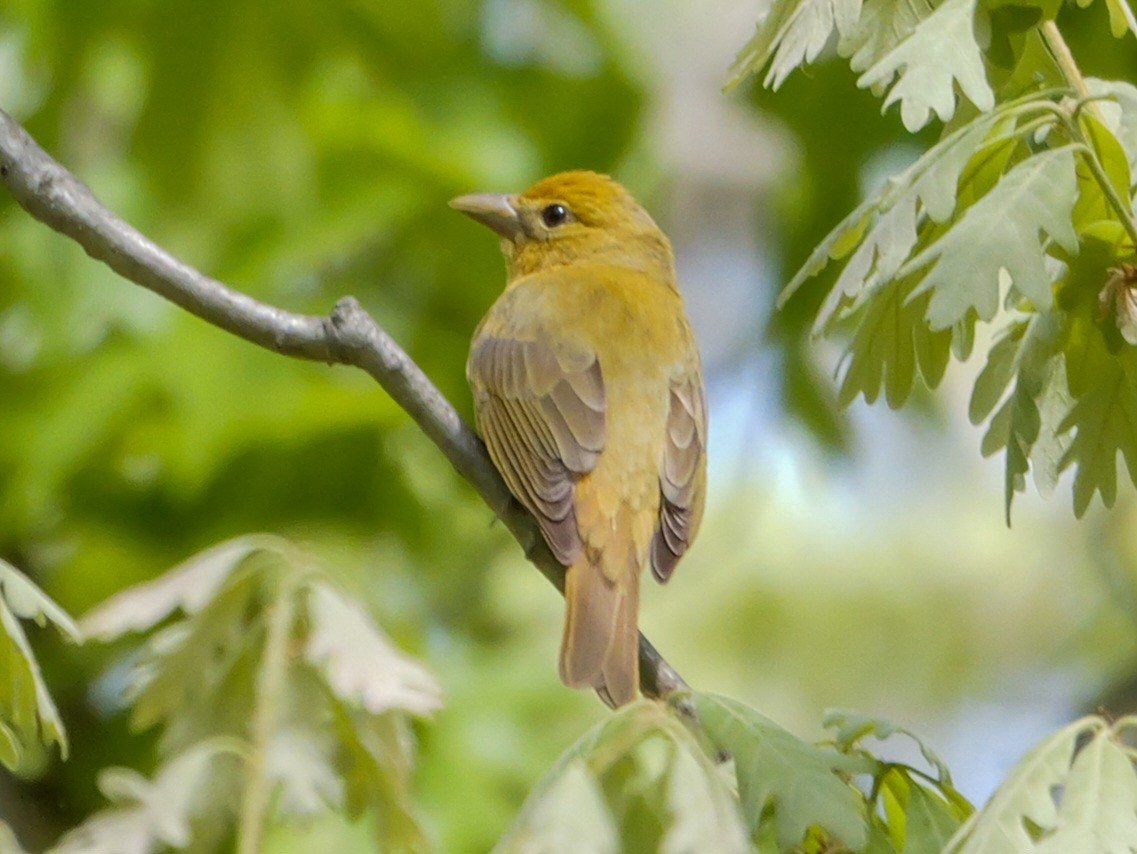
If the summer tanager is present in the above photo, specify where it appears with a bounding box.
[452,171,707,707]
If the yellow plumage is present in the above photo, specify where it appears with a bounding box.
[453,171,707,707]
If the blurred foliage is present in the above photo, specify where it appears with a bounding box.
[71,537,440,853]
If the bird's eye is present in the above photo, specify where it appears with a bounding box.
[541,203,570,228]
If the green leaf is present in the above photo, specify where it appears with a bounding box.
[815,194,921,332]
[906,782,966,851]
[335,710,431,854]
[495,702,749,854]
[726,0,864,90]
[694,693,868,851]
[0,560,79,767]
[1058,320,1137,516]
[1033,727,1137,854]
[903,148,1080,329]
[972,314,1071,520]
[51,742,236,854]
[789,109,1017,323]
[944,717,1103,853]
[856,0,994,131]
[302,582,443,717]
[824,710,957,790]
[80,536,275,641]
[1071,113,1134,234]
[836,274,953,408]
[879,769,965,853]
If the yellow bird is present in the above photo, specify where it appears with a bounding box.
[452,171,707,707]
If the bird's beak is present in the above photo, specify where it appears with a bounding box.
[449,193,523,241]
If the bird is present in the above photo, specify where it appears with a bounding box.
[452,171,707,707]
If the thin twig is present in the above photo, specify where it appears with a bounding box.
[0,107,688,701]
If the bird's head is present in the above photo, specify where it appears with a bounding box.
[450,170,675,283]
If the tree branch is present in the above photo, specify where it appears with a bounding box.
[0,108,687,702]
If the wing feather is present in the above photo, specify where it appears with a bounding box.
[469,336,605,565]
[650,374,707,583]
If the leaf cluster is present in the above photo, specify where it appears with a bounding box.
[734,0,1137,517]
[62,537,442,853]
[493,691,974,854]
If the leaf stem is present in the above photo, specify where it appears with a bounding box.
[1071,140,1137,251]
[236,580,297,854]
[1042,22,1137,253]
[1040,22,1093,105]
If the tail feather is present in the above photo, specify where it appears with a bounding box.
[559,555,617,688]
[558,554,640,707]
[599,569,639,707]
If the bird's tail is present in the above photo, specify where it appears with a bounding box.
[558,546,641,708]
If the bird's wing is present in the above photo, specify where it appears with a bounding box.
[651,370,707,582]
[468,335,605,564]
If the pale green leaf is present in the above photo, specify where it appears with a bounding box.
[265,725,345,817]
[970,324,1027,425]
[496,702,748,854]
[661,724,751,854]
[857,0,994,131]
[1088,79,1137,168]
[727,0,864,90]
[903,148,1080,329]
[80,536,275,641]
[1027,352,1073,501]
[303,582,443,717]
[779,200,878,310]
[121,567,262,738]
[0,562,79,638]
[1034,729,1137,854]
[944,717,1102,854]
[494,760,618,854]
[0,823,28,854]
[0,560,79,766]
[504,759,623,854]
[694,693,867,850]
[972,313,1070,519]
[815,194,919,333]
[839,0,935,77]
[787,110,1011,321]
[50,742,233,854]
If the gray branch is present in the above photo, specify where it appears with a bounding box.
[0,108,687,702]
